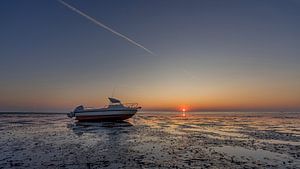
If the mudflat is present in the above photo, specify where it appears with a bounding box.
[0,112,299,168]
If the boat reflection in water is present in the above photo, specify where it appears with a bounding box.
[67,121,133,136]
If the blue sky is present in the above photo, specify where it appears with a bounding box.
[1,0,300,111]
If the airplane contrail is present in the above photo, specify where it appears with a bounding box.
[57,0,155,55]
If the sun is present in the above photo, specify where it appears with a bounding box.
[179,105,189,112]
[180,106,188,117]
[179,105,189,113]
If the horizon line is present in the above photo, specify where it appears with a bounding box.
[1,110,299,114]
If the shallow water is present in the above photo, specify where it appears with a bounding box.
[0,112,299,168]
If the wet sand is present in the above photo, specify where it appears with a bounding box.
[0,112,299,168]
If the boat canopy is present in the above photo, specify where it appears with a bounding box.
[74,105,84,112]
[108,97,121,104]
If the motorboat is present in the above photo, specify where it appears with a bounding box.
[68,97,141,121]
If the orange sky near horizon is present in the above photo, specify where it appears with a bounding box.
[1,74,299,112]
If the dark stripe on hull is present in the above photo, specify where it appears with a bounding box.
[75,114,135,122]
[77,109,137,113]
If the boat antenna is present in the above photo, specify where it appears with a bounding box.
[111,87,116,97]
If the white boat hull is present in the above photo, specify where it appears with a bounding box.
[74,109,137,121]
[69,97,141,121]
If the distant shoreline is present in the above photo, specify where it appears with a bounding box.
[0,112,67,115]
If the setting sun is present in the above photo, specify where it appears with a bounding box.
[179,105,189,112]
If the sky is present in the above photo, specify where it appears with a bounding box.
[1,0,300,112]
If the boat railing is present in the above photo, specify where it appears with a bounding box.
[79,103,140,110]
[124,103,140,108]
[85,107,96,109]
